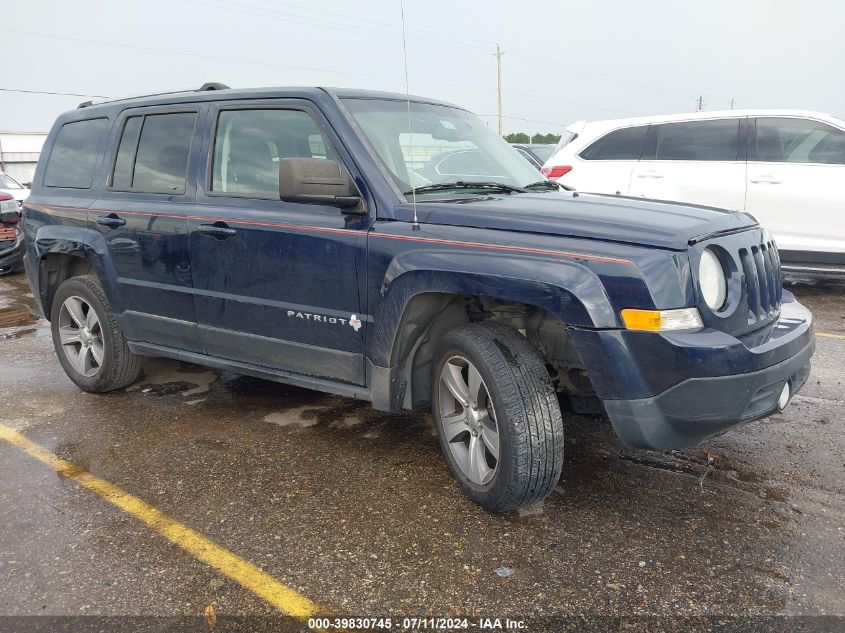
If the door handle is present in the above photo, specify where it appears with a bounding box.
[637,170,663,178]
[197,222,237,239]
[95,213,126,229]
[750,175,782,184]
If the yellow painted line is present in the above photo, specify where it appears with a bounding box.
[0,422,319,619]
[817,332,845,340]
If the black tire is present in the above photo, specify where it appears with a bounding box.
[50,275,142,392]
[432,322,564,512]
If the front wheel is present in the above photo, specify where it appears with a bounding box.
[432,322,564,512]
[50,275,142,392]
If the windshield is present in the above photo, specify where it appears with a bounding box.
[530,145,556,163]
[0,174,23,189]
[554,131,576,152]
[342,98,542,197]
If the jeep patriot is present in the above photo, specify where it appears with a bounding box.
[22,84,815,511]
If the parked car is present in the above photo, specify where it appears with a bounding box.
[0,172,30,209]
[416,147,569,190]
[510,143,557,170]
[23,85,814,512]
[542,110,845,277]
[0,192,24,274]
[416,148,507,184]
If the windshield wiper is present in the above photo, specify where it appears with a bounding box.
[524,180,575,192]
[403,181,527,196]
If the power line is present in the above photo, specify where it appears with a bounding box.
[190,0,496,57]
[504,89,626,115]
[0,28,614,115]
[238,0,499,49]
[0,27,405,84]
[506,48,735,105]
[0,87,109,98]
[477,114,570,128]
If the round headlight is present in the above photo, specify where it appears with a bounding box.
[699,248,727,311]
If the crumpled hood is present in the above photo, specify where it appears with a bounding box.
[401,191,758,250]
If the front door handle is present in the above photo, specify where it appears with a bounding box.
[95,213,126,229]
[750,175,782,184]
[197,222,237,240]
[637,170,664,178]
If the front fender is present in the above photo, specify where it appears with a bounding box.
[30,225,122,314]
[368,249,620,367]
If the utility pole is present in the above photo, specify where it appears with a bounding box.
[697,95,703,112]
[496,43,504,136]
[730,97,735,110]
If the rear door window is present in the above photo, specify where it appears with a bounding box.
[110,112,197,193]
[44,118,109,189]
[111,116,142,190]
[753,117,845,164]
[580,125,648,160]
[653,119,740,161]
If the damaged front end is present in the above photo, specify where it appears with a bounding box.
[0,194,24,275]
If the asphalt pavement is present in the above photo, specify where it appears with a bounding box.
[0,272,843,632]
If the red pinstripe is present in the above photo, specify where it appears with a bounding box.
[26,204,634,266]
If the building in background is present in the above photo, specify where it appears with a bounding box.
[0,132,48,184]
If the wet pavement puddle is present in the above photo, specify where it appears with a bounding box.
[0,306,38,328]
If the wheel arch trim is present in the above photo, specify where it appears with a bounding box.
[368,249,619,368]
[31,225,122,317]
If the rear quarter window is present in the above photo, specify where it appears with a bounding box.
[580,125,648,160]
[44,118,109,189]
[753,117,845,164]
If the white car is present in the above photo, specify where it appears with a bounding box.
[0,173,30,209]
[542,110,845,276]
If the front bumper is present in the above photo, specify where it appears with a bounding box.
[571,293,815,450]
[603,338,812,449]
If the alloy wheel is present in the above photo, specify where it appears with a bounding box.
[437,355,500,485]
[58,296,104,378]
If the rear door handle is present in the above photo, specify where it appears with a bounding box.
[95,213,126,229]
[197,222,237,239]
[750,175,782,184]
[637,170,663,178]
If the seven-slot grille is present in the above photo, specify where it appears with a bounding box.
[738,239,782,324]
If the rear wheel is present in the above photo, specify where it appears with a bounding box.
[50,275,142,392]
[432,322,564,512]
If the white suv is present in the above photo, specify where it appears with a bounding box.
[542,110,845,276]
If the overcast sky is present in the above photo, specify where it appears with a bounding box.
[2,0,843,134]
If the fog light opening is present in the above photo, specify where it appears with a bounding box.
[777,382,791,411]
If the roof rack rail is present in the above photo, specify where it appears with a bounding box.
[198,82,230,91]
[78,82,231,108]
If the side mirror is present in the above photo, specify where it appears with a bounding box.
[279,158,363,211]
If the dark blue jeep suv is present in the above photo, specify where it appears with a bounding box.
[22,84,815,511]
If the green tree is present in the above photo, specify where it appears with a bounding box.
[503,132,562,144]
[504,132,530,143]
[531,133,561,144]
